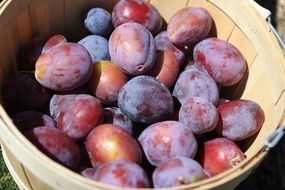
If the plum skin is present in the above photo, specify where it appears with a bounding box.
[138,121,198,166]
[167,7,212,46]
[109,23,156,76]
[88,60,128,105]
[93,160,150,188]
[85,124,142,168]
[193,37,247,86]
[216,99,265,141]
[55,94,104,141]
[112,0,162,35]
[179,97,219,135]
[35,42,93,91]
[25,127,80,170]
[200,137,245,176]
[152,157,207,188]
[118,75,174,124]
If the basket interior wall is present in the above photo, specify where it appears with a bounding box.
[0,0,285,189]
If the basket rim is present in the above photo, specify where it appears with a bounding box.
[1,143,30,190]
[0,110,274,190]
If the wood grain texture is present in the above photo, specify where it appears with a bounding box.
[2,143,31,190]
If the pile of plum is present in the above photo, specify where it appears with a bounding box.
[2,0,265,188]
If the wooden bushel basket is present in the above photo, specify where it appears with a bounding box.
[0,0,285,189]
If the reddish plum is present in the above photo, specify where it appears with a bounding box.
[148,50,180,89]
[184,59,205,72]
[94,160,150,188]
[201,137,245,176]
[167,7,212,46]
[80,168,97,179]
[138,121,198,166]
[173,69,219,106]
[216,99,265,141]
[193,38,247,86]
[42,34,67,53]
[49,94,77,121]
[153,157,207,188]
[11,111,55,134]
[55,94,104,141]
[109,23,156,76]
[103,107,133,135]
[86,124,142,168]
[112,0,162,35]
[35,42,92,91]
[25,127,80,169]
[154,31,185,65]
[179,97,218,135]
[118,76,174,124]
[78,35,110,62]
[88,60,128,105]
[84,8,113,36]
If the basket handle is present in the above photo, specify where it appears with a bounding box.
[248,0,271,19]
[264,125,285,150]
[249,0,285,50]
[249,0,285,150]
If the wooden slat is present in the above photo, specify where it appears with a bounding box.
[0,0,30,34]
[220,25,258,99]
[24,167,54,190]
[211,0,285,105]
[2,143,32,190]
[0,1,30,80]
[222,54,272,105]
[29,0,51,39]
[228,26,258,68]
[188,0,235,40]
[243,102,276,156]
[48,0,65,37]
[243,85,285,157]
[18,0,65,43]
[17,8,33,47]
[0,58,5,89]
[150,0,189,23]
[239,55,277,104]
[6,27,19,75]
[0,33,15,79]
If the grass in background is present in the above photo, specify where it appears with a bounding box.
[0,147,18,190]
